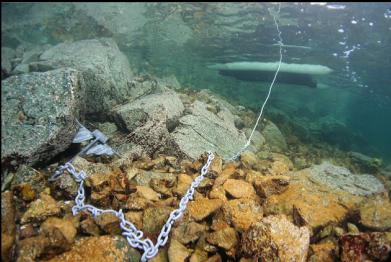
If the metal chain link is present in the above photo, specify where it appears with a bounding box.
[49,151,214,261]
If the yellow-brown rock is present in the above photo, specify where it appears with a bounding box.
[46,235,141,261]
[143,206,174,240]
[16,235,49,262]
[80,216,101,236]
[21,192,61,224]
[207,227,238,250]
[240,151,258,170]
[125,167,140,181]
[135,185,160,201]
[150,178,173,197]
[223,179,256,199]
[168,239,191,262]
[245,169,264,184]
[359,195,391,231]
[125,195,151,211]
[86,173,111,191]
[124,211,143,229]
[188,198,223,221]
[94,213,121,235]
[173,173,193,197]
[172,221,207,244]
[240,215,310,261]
[307,241,337,262]
[13,183,36,202]
[203,254,222,262]
[189,248,208,262]
[40,217,77,253]
[211,210,230,231]
[253,175,290,198]
[1,191,15,262]
[222,198,263,232]
[264,169,364,232]
[213,164,236,188]
[208,154,222,177]
[209,186,227,202]
[267,153,293,176]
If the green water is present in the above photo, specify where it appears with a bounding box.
[2,3,391,163]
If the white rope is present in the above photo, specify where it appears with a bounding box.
[49,4,285,261]
[229,3,284,160]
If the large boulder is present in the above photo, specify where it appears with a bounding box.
[307,161,385,196]
[265,161,386,232]
[261,120,288,152]
[172,100,247,159]
[34,38,139,116]
[113,89,184,132]
[1,68,84,168]
[1,47,16,79]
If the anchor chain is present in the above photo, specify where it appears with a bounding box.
[49,151,214,261]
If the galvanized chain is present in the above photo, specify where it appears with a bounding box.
[47,4,283,261]
[49,151,214,261]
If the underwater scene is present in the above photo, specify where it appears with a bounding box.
[1,2,391,261]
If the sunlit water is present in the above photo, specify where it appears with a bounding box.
[2,2,391,163]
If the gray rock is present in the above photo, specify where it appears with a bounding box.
[96,122,118,136]
[197,89,240,115]
[10,63,30,75]
[262,121,288,152]
[10,165,47,193]
[1,68,85,167]
[308,161,385,196]
[244,128,266,153]
[172,100,247,159]
[157,74,182,90]
[129,109,186,158]
[348,151,382,173]
[133,171,176,187]
[36,38,135,115]
[114,89,184,132]
[21,45,51,64]
[234,116,245,130]
[1,47,15,78]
